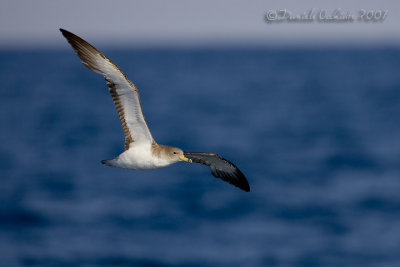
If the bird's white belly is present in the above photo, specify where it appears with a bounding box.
[114,145,173,170]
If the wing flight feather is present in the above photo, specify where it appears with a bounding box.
[184,152,250,192]
[60,28,154,150]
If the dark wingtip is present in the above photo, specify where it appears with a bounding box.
[59,28,69,36]
[232,168,250,192]
[101,160,107,165]
[238,177,250,192]
[59,28,75,43]
[242,184,251,192]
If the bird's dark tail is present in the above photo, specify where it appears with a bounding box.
[101,158,118,167]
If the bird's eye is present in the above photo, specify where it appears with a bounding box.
[173,152,177,154]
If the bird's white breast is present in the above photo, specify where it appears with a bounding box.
[113,144,174,170]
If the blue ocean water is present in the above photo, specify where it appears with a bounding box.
[1,48,400,266]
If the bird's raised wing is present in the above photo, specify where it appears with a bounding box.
[184,152,250,192]
[60,28,154,150]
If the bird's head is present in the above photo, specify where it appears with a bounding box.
[165,146,192,163]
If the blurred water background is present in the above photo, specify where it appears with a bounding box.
[1,48,400,266]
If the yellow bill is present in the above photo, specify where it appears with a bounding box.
[179,155,192,163]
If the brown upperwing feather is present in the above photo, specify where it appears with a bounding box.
[60,28,140,150]
[60,29,108,73]
[106,80,134,150]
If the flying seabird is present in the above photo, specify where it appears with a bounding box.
[60,29,250,192]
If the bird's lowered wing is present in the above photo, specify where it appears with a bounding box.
[184,152,250,192]
[60,28,154,150]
